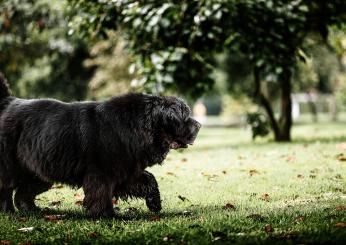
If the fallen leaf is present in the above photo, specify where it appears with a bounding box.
[222,170,227,174]
[44,214,64,222]
[17,227,35,233]
[149,215,161,221]
[294,216,305,223]
[166,172,176,176]
[112,199,118,205]
[264,224,274,233]
[286,156,296,162]
[17,217,28,222]
[297,174,304,178]
[336,153,346,161]
[335,206,346,211]
[207,175,219,181]
[223,203,236,210]
[0,241,11,245]
[201,172,219,181]
[75,200,83,206]
[335,222,346,228]
[249,169,260,176]
[51,185,64,189]
[309,175,316,179]
[181,158,188,163]
[88,232,99,238]
[49,201,61,207]
[178,195,189,202]
[247,214,265,221]
[260,193,270,202]
[74,193,82,199]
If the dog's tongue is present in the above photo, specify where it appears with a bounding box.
[169,142,180,149]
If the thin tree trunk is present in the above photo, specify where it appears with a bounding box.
[253,67,281,140]
[253,67,293,142]
[278,69,292,141]
[307,93,318,123]
[328,94,337,121]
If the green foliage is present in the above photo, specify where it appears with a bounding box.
[246,112,270,139]
[70,0,346,99]
[0,0,93,100]
[84,32,136,99]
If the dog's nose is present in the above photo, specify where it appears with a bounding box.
[191,118,201,131]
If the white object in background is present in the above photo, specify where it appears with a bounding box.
[193,101,207,124]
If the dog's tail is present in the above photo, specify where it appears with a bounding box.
[0,72,11,101]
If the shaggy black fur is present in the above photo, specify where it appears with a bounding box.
[0,74,200,218]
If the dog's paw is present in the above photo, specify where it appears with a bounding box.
[145,197,162,213]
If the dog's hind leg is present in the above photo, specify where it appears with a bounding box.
[14,176,52,212]
[0,186,15,213]
[115,171,162,212]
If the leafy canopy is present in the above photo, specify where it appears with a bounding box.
[70,0,346,98]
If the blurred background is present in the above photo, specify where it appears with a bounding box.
[1,0,346,142]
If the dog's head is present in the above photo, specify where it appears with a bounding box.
[155,96,201,150]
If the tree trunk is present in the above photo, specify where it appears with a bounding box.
[253,67,281,138]
[328,94,337,121]
[277,69,292,141]
[253,67,292,142]
[307,93,318,123]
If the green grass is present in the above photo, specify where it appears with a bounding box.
[1,122,346,244]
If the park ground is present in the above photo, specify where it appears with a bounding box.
[0,121,346,244]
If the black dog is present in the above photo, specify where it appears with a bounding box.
[0,74,200,218]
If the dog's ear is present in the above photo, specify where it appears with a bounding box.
[162,105,181,129]
[152,97,183,133]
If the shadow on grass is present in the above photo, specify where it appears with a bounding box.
[1,199,345,245]
[5,207,198,222]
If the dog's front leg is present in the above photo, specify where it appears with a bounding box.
[114,170,162,212]
[141,171,162,212]
[82,172,115,218]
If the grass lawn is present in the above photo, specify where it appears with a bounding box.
[0,122,346,244]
